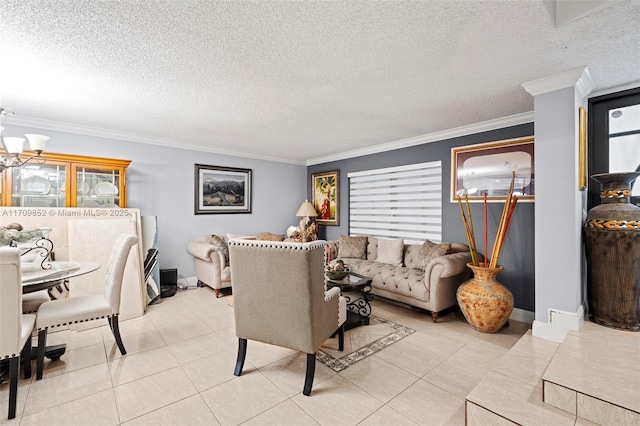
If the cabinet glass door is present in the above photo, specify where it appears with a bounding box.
[10,164,67,207]
[76,167,122,207]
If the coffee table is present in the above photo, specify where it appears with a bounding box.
[326,272,373,330]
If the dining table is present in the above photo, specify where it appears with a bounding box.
[21,261,101,294]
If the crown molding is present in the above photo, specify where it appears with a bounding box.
[306,111,534,166]
[589,80,640,99]
[522,66,593,97]
[2,115,307,166]
[4,111,536,167]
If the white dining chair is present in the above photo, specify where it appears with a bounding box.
[35,233,138,380]
[0,247,36,420]
[22,290,51,314]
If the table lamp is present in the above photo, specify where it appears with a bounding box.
[296,200,318,242]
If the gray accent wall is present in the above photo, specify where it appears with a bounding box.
[309,123,535,312]
[4,124,307,281]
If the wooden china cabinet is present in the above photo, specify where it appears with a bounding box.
[0,151,131,208]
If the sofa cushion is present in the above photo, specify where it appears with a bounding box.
[348,259,429,302]
[417,240,451,271]
[376,238,404,266]
[338,235,368,259]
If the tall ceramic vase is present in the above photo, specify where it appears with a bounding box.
[584,172,640,331]
[456,263,514,333]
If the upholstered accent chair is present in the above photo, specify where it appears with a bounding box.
[228,239,346,396]
[0,247,36,420]
[186,235,231,297]
[35,234,138,380]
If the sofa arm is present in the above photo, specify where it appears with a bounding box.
[426,251,472,278]
[186,240,226,265]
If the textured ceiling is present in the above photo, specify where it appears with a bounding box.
[1,0,639,164]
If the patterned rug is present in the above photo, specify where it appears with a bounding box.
[317,316,415,372]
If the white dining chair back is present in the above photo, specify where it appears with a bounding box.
[104,233,138,314]
[0,247,36,419]
[34,233,138,380]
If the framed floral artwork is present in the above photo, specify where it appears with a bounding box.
[194,164,252,214]
[451,136,535,202]
[311,170,339,225]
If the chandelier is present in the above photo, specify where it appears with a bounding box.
[0,107,50,172]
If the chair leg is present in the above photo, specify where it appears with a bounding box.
[36,329,47,380]
[303,353,316,396]
[22,334,32,379]
[8,357,19,419]
[338,324,345,352]
[109,315,127,356]
[432,311,438,323]
[234,338,247,376]
[214,289,220,298]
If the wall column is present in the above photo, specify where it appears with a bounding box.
[522,67,594,342]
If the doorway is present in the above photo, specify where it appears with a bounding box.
[588,87,640,208]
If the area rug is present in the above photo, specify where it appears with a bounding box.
[317,316,415,372]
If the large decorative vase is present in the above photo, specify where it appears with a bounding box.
[584,172,640,331]
[456,263,514,333]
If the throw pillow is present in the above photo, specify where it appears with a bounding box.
[376,238,404,266]
[207,235,229,264]
[256,232,285,241]
[338,235,368,259]
[418,240,451,270]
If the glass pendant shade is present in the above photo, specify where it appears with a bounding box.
[3,137,25,154]
[25,134,49,152]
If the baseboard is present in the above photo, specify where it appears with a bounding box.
[180,276,198,288]
[510,308,535,324]
[532,305,585,343]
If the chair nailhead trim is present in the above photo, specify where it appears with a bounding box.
[38,315,110,330]
[228,240,326,251]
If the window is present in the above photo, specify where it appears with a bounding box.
[348,161,442,244]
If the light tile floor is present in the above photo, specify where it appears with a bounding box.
[1,287,531,426]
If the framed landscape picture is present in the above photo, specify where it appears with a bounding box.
[311,170,339,225]
[451,136,535,202]
[194,164,252,214]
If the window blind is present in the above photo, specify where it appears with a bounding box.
[348,161,442,244]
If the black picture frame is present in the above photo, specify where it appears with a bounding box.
[194,164,252,214]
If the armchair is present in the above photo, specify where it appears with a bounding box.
[228,239,346,396]
[186,235,231,297]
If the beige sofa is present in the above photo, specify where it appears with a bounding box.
[326,236,472,322]
[186,235,231,297]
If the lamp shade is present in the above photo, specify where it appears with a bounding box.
[296,200,318,217]
[25,134,49,152]
[3,137,25,154]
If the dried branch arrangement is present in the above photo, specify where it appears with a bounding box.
[456,172,518,268]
